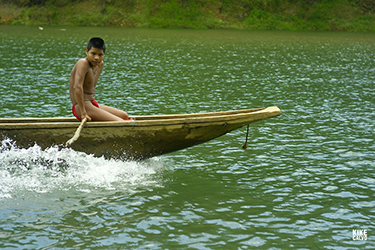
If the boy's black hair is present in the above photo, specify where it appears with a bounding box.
[87,37,106,53]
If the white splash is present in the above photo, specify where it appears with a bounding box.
[0,138,165,200]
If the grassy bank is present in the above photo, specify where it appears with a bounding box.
[1,0,375,31]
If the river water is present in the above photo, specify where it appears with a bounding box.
[0,26,374,249]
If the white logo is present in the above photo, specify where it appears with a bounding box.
[353,229,367,241]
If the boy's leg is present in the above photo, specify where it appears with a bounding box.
[75,102,124,121]
[98,104,130,120]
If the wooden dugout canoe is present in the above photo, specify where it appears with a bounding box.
[0,106,281,160]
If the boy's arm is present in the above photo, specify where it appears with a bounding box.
[73,61,92,121]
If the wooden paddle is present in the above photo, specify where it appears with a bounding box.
[66,118,87,146]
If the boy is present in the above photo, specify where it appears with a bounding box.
[69,37,130,122]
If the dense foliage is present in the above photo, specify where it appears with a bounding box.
[1,0,375,31]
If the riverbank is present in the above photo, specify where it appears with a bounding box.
[1,0,375,31]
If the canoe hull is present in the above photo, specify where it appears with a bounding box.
[0,106,281,160]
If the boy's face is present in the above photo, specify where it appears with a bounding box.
[86,47,104,66]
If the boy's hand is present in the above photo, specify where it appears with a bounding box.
[82,113,92,122]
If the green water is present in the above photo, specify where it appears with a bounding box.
[0,26,374,249]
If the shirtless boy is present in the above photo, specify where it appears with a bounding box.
[69,37,130,122]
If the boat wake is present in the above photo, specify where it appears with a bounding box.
[0,138,165,200]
